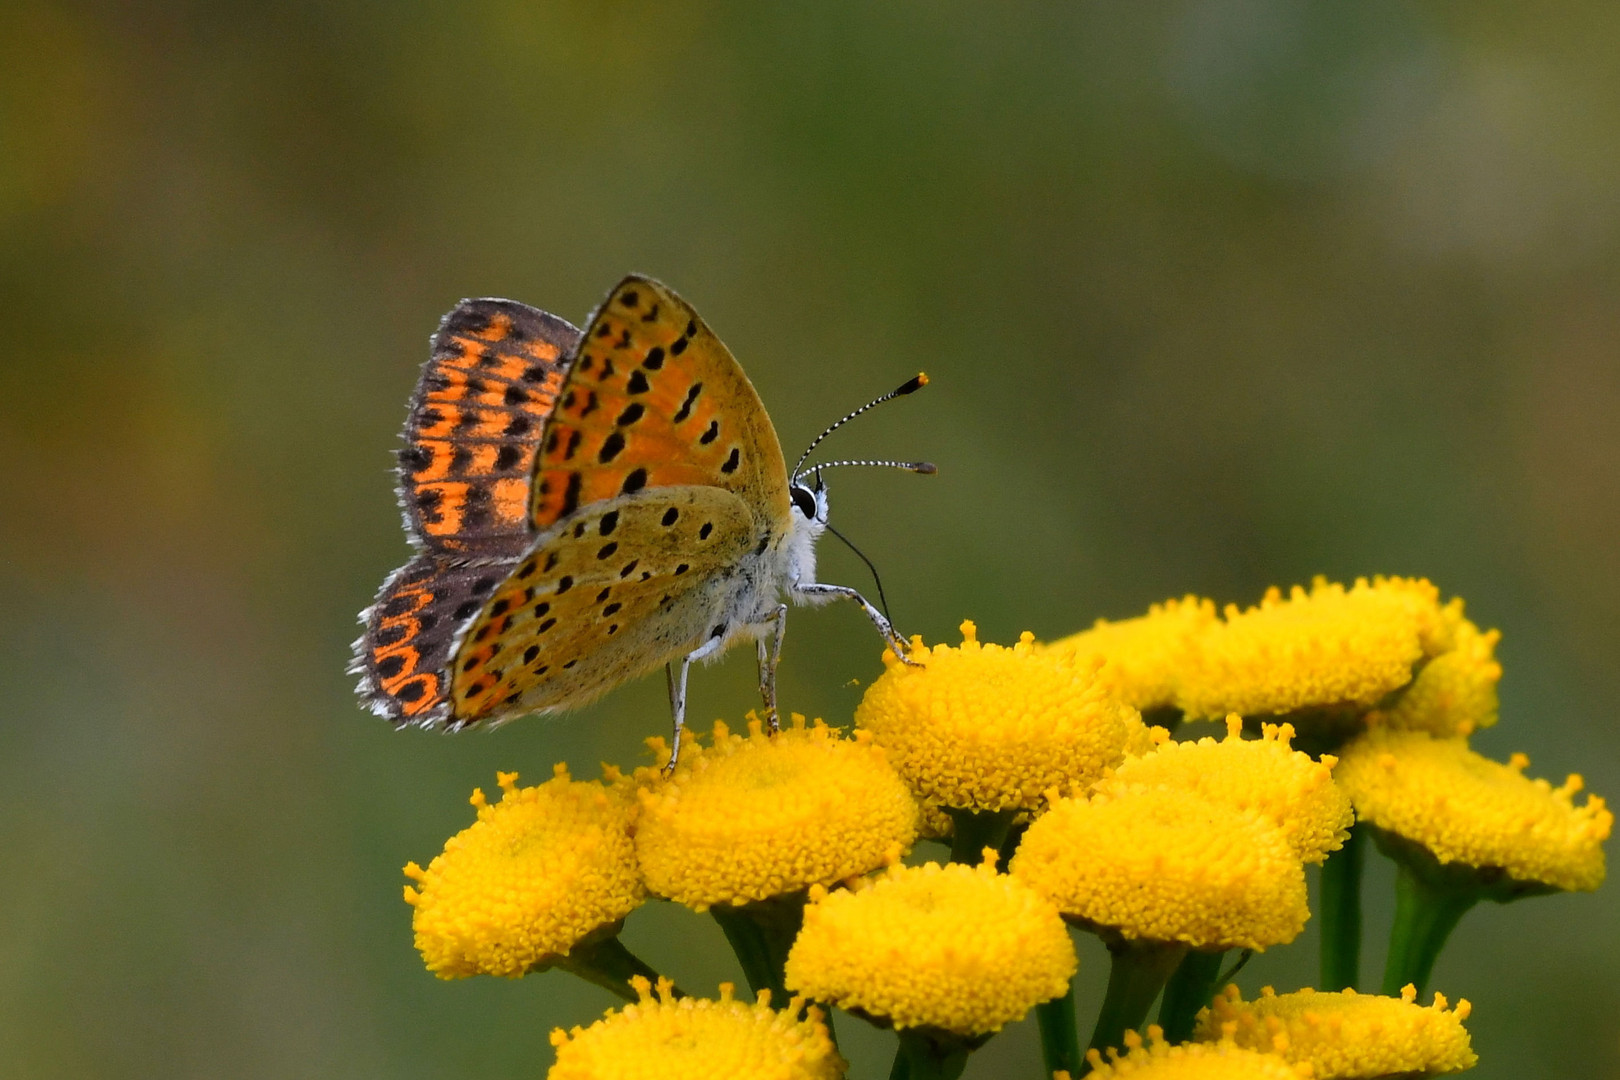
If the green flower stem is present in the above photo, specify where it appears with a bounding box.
[1035,976,1083,1079]
[551,934,672,1003]
[1088,937,1188,1063]
[893,1028,981,1080]
[1319,822,1367,991]
[710,891,810,1003]
[945,807,1021,865]
[997,820,1031,867]
[1157,949,1224,1044]
[1216,949,1254,987]
[1380,861,1479,997]
[1367,825,1555,998]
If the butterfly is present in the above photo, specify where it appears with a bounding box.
[351,275,932,765]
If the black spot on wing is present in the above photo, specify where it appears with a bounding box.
[672,382,703,424]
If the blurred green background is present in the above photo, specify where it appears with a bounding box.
[3,2,1617,1077]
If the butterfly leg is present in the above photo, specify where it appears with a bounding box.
[664,662,684,771]
[664,635,727,773]
[756,603,788,732]
[793,583,922,666]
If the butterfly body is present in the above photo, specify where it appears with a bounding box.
[352,275,911,761]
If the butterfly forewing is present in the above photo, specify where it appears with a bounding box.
[450,486,756,723]
[401,299,580,558]
[528,276,791,532]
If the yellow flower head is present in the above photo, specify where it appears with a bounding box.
[1176,577,1454,721]
[1098,717,1352,864]
[784,857,1076,1035]
[404,766,644,979]
[1011,788,1308,950]
[1197,984,1477,1078]
[1070,1026,1309,1080]
[635,716,919,911]
[1335,729,1610,892]
[1048,596,1218,712]
[855,621,1151,813]
[1379,619,1502,736]
[548,977,844,1080]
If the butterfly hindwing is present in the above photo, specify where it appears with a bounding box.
[350,553,518,726]
[528,276,791,532]
[400,299,581,558]
[449,485,758,725]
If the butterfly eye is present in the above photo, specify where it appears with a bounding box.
[790,485,817,519]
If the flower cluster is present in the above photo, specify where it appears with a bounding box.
[1054,576,1502,737]
[396,576,1607,1079]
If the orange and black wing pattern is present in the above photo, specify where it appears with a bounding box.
[353,298,580,727]
[528,276,791,533]
[400,299,580,559]
[351,553,518,726]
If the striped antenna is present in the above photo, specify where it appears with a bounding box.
[791,373,928,480]
[796,458,936,482]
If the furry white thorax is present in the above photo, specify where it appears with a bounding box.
[781,483,830,600]
[698,484,830,659]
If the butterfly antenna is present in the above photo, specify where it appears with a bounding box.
[796,458,937,480]
[791,373,929,480]
[824,522,894,622]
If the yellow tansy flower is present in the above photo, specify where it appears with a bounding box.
[1011,788,1308,950]
[1069,1026,1309,1080]
[1379,619,1501,736]
[1098,716,1352,864]
[1048,596,1218,711]
[1335,729,1610,892]
[548,977,844,1080]
[784,858,1076,1035]
[404,766,644,979]
[915,799,955,841]
[1176,577,1452,721]
[855,621,1150,813]
[635,716,919,911]
[1197,984,1476,1078]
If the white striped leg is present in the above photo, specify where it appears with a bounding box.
[756,604,788,731]
[793,582,920,666]
[663,635,726,772]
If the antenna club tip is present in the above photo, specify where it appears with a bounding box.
[915,462,938,474]
[898,373,928,394]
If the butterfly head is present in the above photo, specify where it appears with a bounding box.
[784,376,936,616]
[789,472,830,527]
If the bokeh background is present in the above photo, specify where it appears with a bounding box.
[3,2,1618,1077]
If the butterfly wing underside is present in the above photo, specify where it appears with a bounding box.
[359,276,797,731]
[448,485,755,723]
[352,555,520,724]
[400,299,579,557]
[528,275,791,532]
[352,298,578,725]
